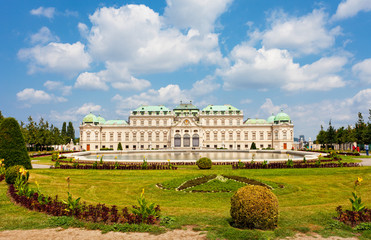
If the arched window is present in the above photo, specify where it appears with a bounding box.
[174,134,181,147]
[192,134,199,147]
[183,134,190,147]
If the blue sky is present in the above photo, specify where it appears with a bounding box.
[1,0,371,140]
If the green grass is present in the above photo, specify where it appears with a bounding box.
[1,162,371,239]
[30,156,55,165]
[186,178,246,192]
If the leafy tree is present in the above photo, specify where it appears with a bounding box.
[316,125,326,147]
[326,120,336,149]
[354,112,366,144]
[0,110,4,124]
[25,116,37,151]
[0,117,32,169]
[117,142,123,150]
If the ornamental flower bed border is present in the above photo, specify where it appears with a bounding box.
[8,184,160,225]
[232,162,360,169]
[56,163,177,170]
[335,206,371,227]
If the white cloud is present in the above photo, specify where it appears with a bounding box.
[78,23,89,38]
[164,0,232,33]
[30,7,55,18]
[187,76,220,96]
[16,88,67,105]
[50,103,102,122]
[259,98,288,116]
[30,27,59,44]
[74,72,109,91]
[43,81,72,96]
[261,10,341,56]
[332,0,371,21]
[352,58,371,84]
[218,45,347,91]
[18,42,91,76]
[240,99,252,104]
[76,103,102,115]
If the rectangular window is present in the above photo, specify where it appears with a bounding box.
[260,131,264,140]
[214,119,217,125]
[237,132,241,140]
[275,131,278,140]
[156,132,160,141]
[140,132,144,141]
[95,132,98,141]
[206,132,210,140]
[110,145,113,149]
[148,120,152,126]
[252,132,256,140]
[163,131,167,140]
[126,145,129,149]
[268,132,272,140]
[229,119,233,125]
[148,132,152,141]
[132,120,136,126]
[117,132,122,141]
[125,132,129,141]
[133,132,137,141]
[156,120,160,126]
[213,131,218,141]
[110,132,114,141]
[221,119,225,125]
[244,131,248,140]
[102,133,106,141]
[206,119,209,125]
[221,132,225,140]
[283,131,287,140]
[229,132,233,140]
[141,120,144,126]
[95,145,98,149]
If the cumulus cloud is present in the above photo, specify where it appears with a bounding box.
[187,76,220,96]
[164,0,232,33]
[332,0,371,21]
[18,42,91,76]
[218,44,347,91]
[259,98,288,116]
[352,58,371,84]
[43,80,72,96]
[16,88,67,106]
[261,10,341,55]
[30,27,59,44]
[30,6,55,18]
[50,103,102,122]
[74,72,109,90]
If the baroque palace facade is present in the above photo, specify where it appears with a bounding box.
[80,102,294,151]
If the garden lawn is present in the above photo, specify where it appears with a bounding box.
[1,164,371,239]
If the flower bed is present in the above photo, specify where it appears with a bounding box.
[0,174,4,182]
[232,162,360,169]
[8,184,160,225]
[56,163,177,170]
[335,206,371,227]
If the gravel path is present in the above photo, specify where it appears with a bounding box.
[359,158,371,166]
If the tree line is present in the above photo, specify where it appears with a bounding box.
[316,110,371,149]
[0,111,76,151]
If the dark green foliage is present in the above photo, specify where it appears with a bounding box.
[5,165,24,184]
[196,157,212,169]
[0,118,32,169]
[67,122,75,144]
[117,142,123,150]
[250,142,257,149]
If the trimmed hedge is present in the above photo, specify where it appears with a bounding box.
[196,157,212,169]
[0,118,32,169]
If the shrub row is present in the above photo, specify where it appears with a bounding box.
[336,206,371,227]
[221,175,271,189]
[232,162,360,169]
[56,163,177,170]
[177,174,217,191]
[8,184,160,225]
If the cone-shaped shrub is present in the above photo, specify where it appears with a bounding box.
[230,185,278,229]
[117,142,123,150]
[0,118,32,169]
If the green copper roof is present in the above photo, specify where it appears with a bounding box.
[173,101,199,110]
[104,120,128,125]
[133,105,170,112]
[256,119,267,124]
[97,115,106,124]
[267,114,275,123]
[83,113,98,123]
[274,110,291,122]
[245,118,256,124]
[202,104,240,112]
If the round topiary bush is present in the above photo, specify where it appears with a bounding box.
[0,117,32,169]
[196,157,212,169]
[230,185,278,229]
[5,165,24,184]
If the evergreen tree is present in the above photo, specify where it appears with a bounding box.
[0,117,32,169]
[354,112,366,144]
[0,110,4,124]
[25,116,37,151]
[117,142,123,150]
[250,142,257,149]
[316,125,326,147]
[67,122,75,143]
[61,122,67,144]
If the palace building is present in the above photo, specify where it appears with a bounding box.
[79,102,294,151]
